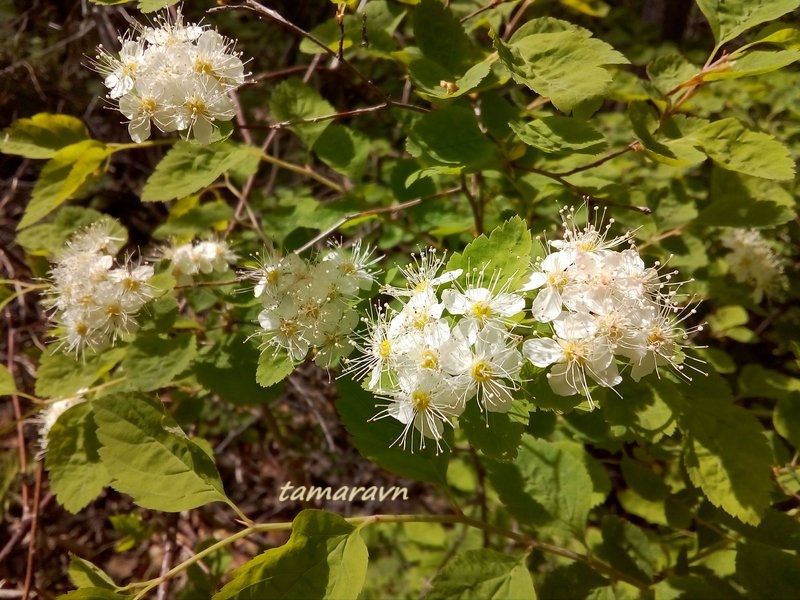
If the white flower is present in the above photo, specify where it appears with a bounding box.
[372,370,462,453]
[191,30,245,86]
[721,228,788,302]
[170,74,235,144]
[520,250,574,322]
[118,78,176,143]
[96,39,147,99]
[382,247,462,298]
[442,277,525,338]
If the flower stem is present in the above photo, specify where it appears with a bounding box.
[259,152,345,194]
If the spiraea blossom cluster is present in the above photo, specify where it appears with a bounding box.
[720,228,788,302]
[522,207,703,407]
[163,239,238,285]
[346,249,527,452]
[47,222,153,353]
[92,10,246,144]
[249,242,380,368]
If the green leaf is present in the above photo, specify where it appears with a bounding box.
[18,140,112,230]
[603,379,677,442]
[56,589,129,600]
[214,510,368,600]
[446,215,532,289]
[197,335,279,404]
[413,0,476,75]
[656,377,773,525]
[628,103,706,168]
[538,563,608,600]
[694,118,795,181]
[653,576,731,600]
[487,434,593,535]
[0,364,17,395]
[646,52,699,96]
[256,348,295,388]
[141,141,259,202]
[407,103,496,169]
[695,0,800,45]
[16,209,126,258]
[460,399,529,461]
[138,0,178,11]
[36,346,126,398]
[597,515,665,582]
[510,116,607,154]
[426,549,536,600]
[491,20,628,114]
[696,168,795,228]
[68,555,117,590]
[409,54,497,99]
[313,124,369,181]
[94,394,229,512]
[735,541,800,599]
[0,113,88,159]
[46,403,111,513]
[269,78,335,147]
[120,332,197,392]
[559,0,610,17]
[335,377,449,484]
[775,393,800,449]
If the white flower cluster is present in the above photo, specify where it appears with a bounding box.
[347,249,527,453]
[163,239,238,285]
[251,242,379,368]
[93,10,246,144]
[37,390,87,454]
[720,228,788,302]
[48,222,153,353]
[522,207,702,407]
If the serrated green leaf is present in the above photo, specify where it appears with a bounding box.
[656,377,773,525]
[94,394,229,511]
[153,200,234,240]
[335,377,449,484]
[138,0,177,11]
[214,510,368,600]
[446,215,532,289]
[491,20,628,113]
[628,103,707,167]
[603,379,676,442]
[694,118,795,181]
[487,434,593,535]
[56,589,128,600]
[36,347,126,398]
[426,549,536,600]
[256,348,295,388]
[68,555,117,590]
[538,563,609,600]
[735,541,800,599]
[18,140,112,230]
[775,394,800,449]
[46,403,111,513]
[0,364,17,395]
[198,335,280,404]
[738,364,800,400]
[653,575,730,600]
[695,0,800,45]
[560,0,610,17]
[510,116,607,154]
[120,332,197,392]
[0,113,88,159]
[141,141,258,202]
[407,103,496,168]
[646,52,699,96]
[269,79,335,148]
[410,54,497,99]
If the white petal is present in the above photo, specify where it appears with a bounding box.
[531,287,563,322]
[522,337,563,367]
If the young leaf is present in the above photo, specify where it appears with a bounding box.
[426,549,536,600]
[695,0,800,46]
[335,377,450,484]
[17,140,112,230]
[0,113,88,159]
[214,510,368,600]
[68,555,118,590]
[94,394,229,512]
[0,364,17,395]
[705,49,800,80]
[141,141,259,202]
[46,403,111,513]
[446,215,532,289]
[487,434,593,535]
[120,332,197,392]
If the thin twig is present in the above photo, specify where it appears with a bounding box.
[461,0,503,23]
[293,186,463,254]
[22,463,43,600]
